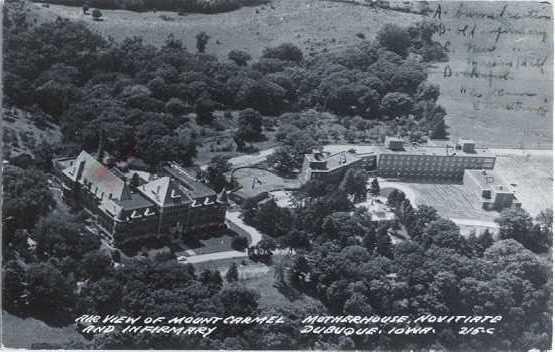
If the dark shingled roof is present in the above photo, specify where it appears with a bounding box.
[162,163,216,200]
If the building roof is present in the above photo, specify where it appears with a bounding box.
[62,151,131,201]
[465,169,515,193]
[116,192,155,211]
[163,163,216,199]
[139,176,190,207]
[307,151,361,172]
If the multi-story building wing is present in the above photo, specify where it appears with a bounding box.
[54,151,227,243]
[300,138,497,184]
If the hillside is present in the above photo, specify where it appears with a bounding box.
[29,0,422,58]
[27,0,553,148]
[426,1,553,147]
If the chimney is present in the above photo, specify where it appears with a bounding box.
[156,185,161,194]
[96,129,105,162]
[76,160,86,181]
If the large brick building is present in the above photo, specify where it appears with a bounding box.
[54,151,227,243]
[300,138,497,184]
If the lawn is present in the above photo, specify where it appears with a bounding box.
[232,167,301,198]
[2,311,88,349]
[25,1,553,150]
[494,153,553,216]
[30,0,421,59]
[240,257,324,312]
[411,181,499,221]
[426,1,552,147]
[3,106,62,158]
[178,230,239,256]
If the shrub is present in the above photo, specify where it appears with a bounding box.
[376,24,410,57]
[228,50,252,66]
[262,43,304,63]
[232,236,249,251]
[92,8,103,20]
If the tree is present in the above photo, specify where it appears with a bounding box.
[27,262,76,323]
[199,269,223,292]
[339,168,368,202]
[387,189,406,209]
[370,178,380,196]
[79,277,123,315]
[82,250,113,281]
[430,115,448,139]
[376,24,411,57]
[219,285,259,316]
[33,213,100,261]
[92,9,103,21]
[129,172,141,189]
[496,208,534,248]
[195,97,216,124]
[261,43,303,63]
[231,236,249,251]
[362,228,377,253]
[290,255,311,286]
[419,218,469,255]
[228,50,252,66]
[236,108,263,141]
[3,260,27,313]
[165,97,189,115]
[257,238,278,256]
[281,230,310,250]
[196,32,210,53]
[226,263,239,283]
[380,92,414,118]
[206,155,231,192]
[82,4,89,15]
[3,166,55,229]
[376,225,393,258]
[268,146,298,174]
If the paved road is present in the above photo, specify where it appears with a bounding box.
[450,218,499,229]
[225,211,263,246]
[224,144,551,169]
[183,249,247,264]
[227,148,276,168]
[181,211,264,264]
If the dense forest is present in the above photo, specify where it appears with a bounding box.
[34,0,271,14]
[4,0,447,170]
[242,175,553,350]
[2,0,552,350]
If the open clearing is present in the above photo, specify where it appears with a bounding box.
[29,0,553,148]
[30,0,421,59]
[494,153,553,216]
[2,311,87,349]
[426,1,553,147]
[3,107,62,158]
[232,167,300,198]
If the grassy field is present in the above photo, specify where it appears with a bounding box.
[410,181,499,221]
[30,0,421,59]
[426,1,553,147]
[494,153,553,216]
[29,0,553,149]
[232,167,301,198]
[3,107,62,158]
[2,311,88,349]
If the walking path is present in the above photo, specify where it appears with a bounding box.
[227,148,277,168]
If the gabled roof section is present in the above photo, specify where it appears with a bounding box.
[63,151,131,201]
[139,176,189,207]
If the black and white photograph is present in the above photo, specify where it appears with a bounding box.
[1,0,553,350]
